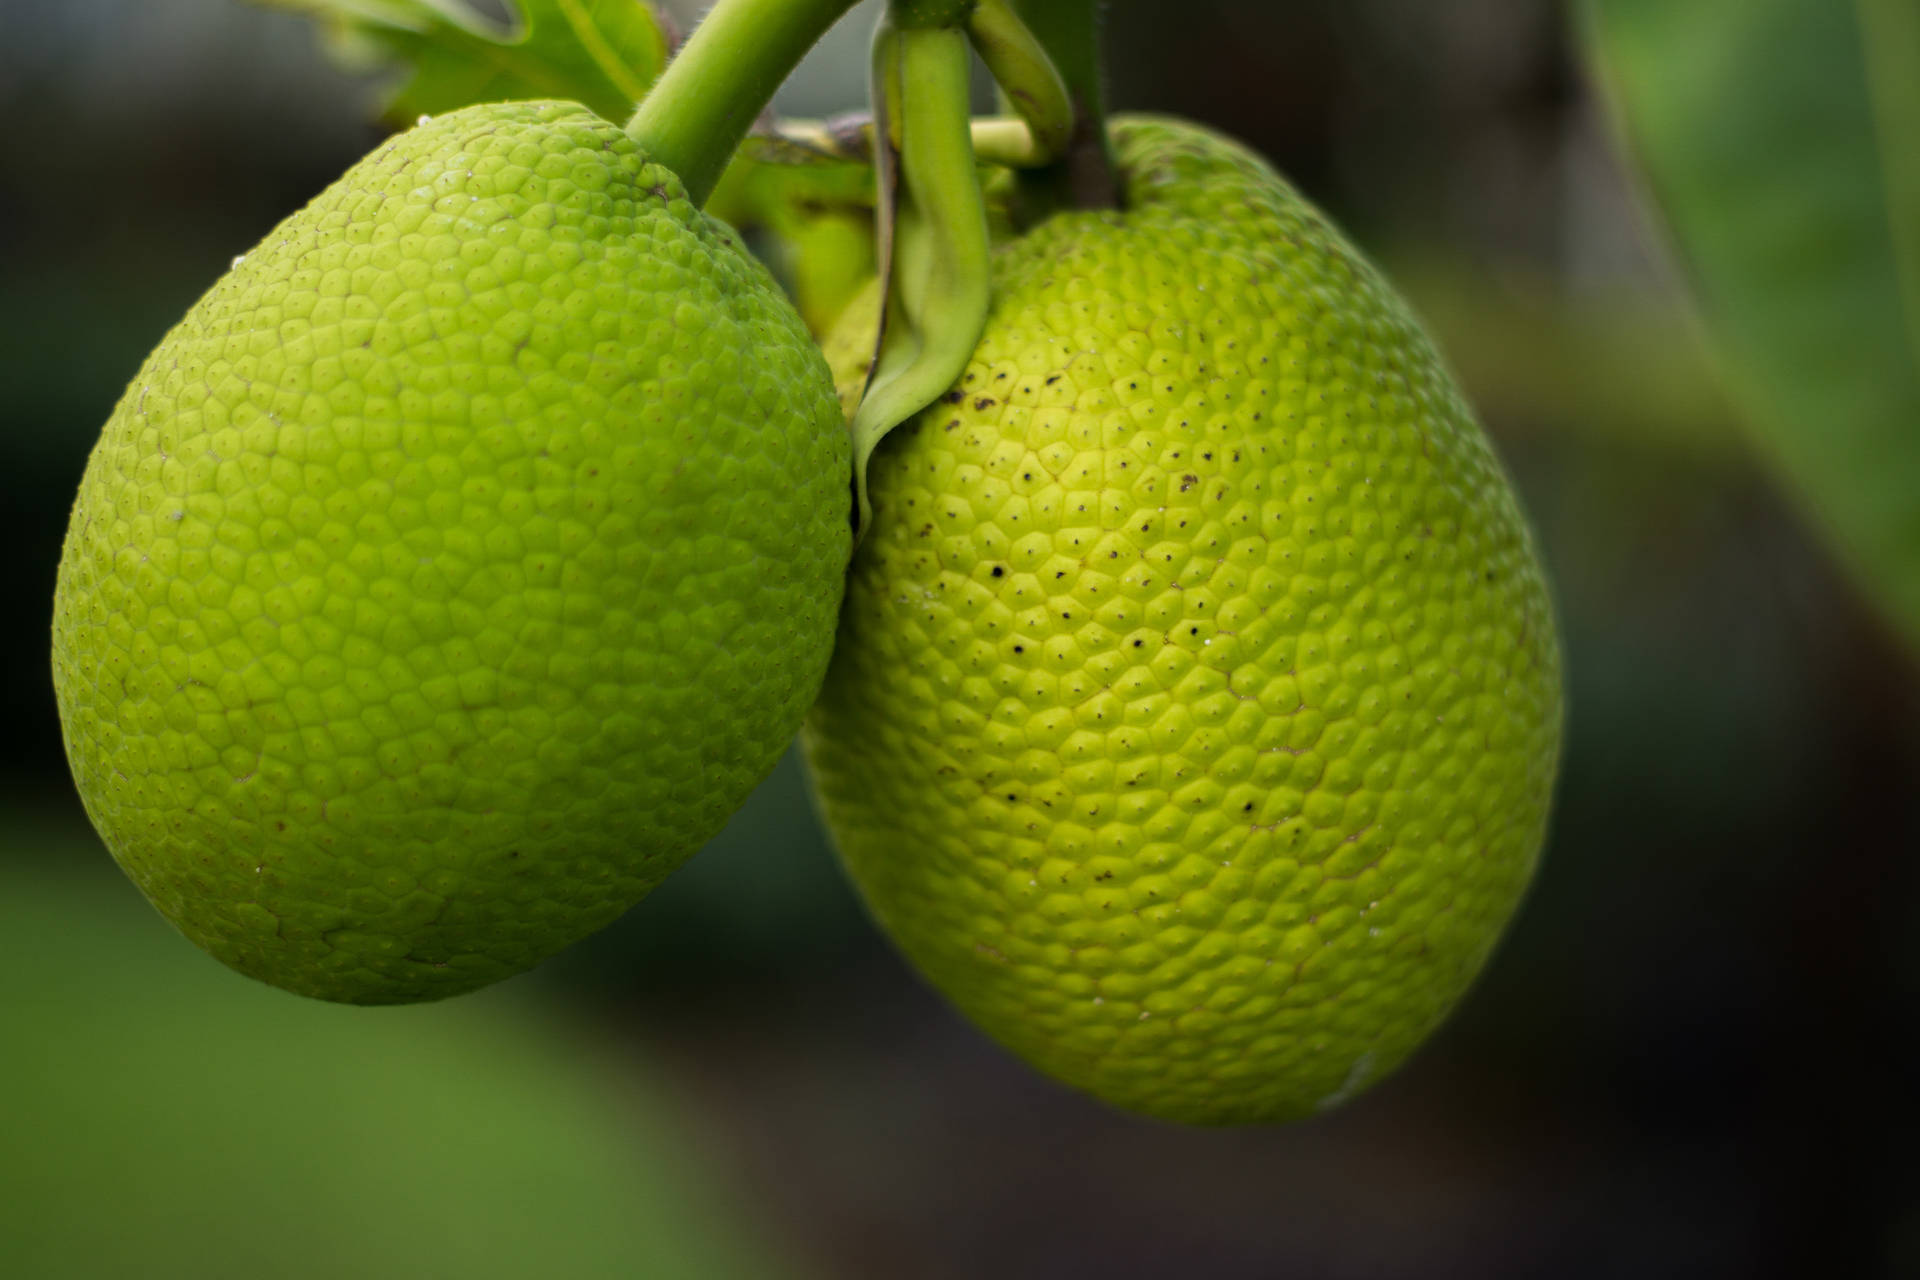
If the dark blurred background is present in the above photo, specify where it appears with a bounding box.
[3,2,1917,1277]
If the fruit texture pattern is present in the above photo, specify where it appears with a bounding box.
[54,102,851,1004]
[807,118,1562,1123]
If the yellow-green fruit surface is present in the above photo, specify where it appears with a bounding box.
[805,117,1562,1124]
[52,101,851,1005]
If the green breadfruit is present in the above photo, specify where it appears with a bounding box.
[806,117,1563,1124]
[53,100,851,1005]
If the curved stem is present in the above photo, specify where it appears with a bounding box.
[1009,0,1117,211]
[625,0,863,207]
[848,24,993,536]
[967,0,1073,164]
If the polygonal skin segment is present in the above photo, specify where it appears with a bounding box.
[53,101,851,1004]
[805,117,1562,1124]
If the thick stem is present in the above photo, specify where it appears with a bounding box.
[625,0,864,207]
[1009,0,1118,211]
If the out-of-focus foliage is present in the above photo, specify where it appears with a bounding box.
[1391,253,1741,461]
[247,0,671,124]
[1584,0,1920,651]
[710,144,879,336]
[0,842,793,1280]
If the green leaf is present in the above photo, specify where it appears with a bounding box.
[1583,0,1920,652]
[250,0,673,125]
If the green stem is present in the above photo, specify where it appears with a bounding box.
[1009,0,1117,210]
[848,23,993,536]
[625,0,864,207]
[968,117,1048,167]
[760,115,1050,167]
[968,0,1073,163]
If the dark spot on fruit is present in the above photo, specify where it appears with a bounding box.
[1046,375,1060,385]
[943,390,964,404]
[974,397,996,410]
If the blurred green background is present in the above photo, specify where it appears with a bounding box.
[3,2,1917,1277]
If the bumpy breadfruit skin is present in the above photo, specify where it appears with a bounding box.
[52,101,851,1004]
[805,117,1562,1124]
